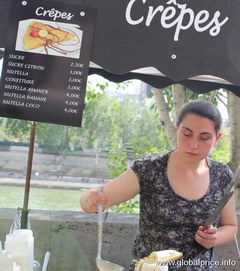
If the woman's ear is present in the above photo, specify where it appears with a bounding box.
[214,132,222,146]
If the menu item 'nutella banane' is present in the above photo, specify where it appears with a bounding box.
[0,0,96,127]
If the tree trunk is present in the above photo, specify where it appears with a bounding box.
[152,88,176,148]
[172,84,187,119]
[228,91,240,197]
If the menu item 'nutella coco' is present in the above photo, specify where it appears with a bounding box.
[23,21,76,50]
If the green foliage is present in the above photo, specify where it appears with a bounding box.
[130,103,171,158]
[105,99,170,214]
[107,143,140,214]
[110,197,139,214]
[210,130,230,163]
[85,81,105,103]
[36,124,76,154]
[0,119,32,141]
[107,145,128,179]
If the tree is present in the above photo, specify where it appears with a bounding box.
[1,118,32,142]
[228,91,240,194]
[152,85,223,148]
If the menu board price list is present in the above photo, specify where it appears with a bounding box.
[64,108,78,114]
[63,61,85,115]
[69,70,83,76]
[68,77,82,84]
[66,93,80,99]
[67,85,81,91]
[65,100,79,106]
[70,62,84,69]
[64,91,80,114]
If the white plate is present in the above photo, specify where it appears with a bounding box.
[15,18,83,59]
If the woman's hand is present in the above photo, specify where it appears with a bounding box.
[80,188,109,213]
[80,169,140,214]
[195,226,217,249]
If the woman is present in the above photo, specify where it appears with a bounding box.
[80,100,238,270]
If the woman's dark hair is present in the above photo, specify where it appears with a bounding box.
[176,100,222,134]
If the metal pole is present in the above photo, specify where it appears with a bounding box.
[21,121,36,229]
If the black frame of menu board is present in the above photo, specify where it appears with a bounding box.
[0,0,97,127]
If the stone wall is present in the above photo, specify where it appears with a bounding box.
[0,208,239,271]
[0,147,133,178]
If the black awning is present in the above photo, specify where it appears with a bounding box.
[89,67,240,97]
[1,0,240,96]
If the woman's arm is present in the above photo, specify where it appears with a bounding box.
[195,194,238,248]
[214,194,238,246]
[80,168,140,213]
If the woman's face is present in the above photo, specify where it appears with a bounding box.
[176,113,221,161]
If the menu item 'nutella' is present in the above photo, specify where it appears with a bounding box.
[23,21,76,50]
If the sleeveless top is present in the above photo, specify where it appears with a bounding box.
[129,152,234,271]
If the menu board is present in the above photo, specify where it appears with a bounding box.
[0,0,96,127]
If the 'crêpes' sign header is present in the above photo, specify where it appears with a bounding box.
[125,0,229,42]
[0,0,96,127]
[86,0,239,86]
[0,0,240,88]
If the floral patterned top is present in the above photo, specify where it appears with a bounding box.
[129,151,234,270]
